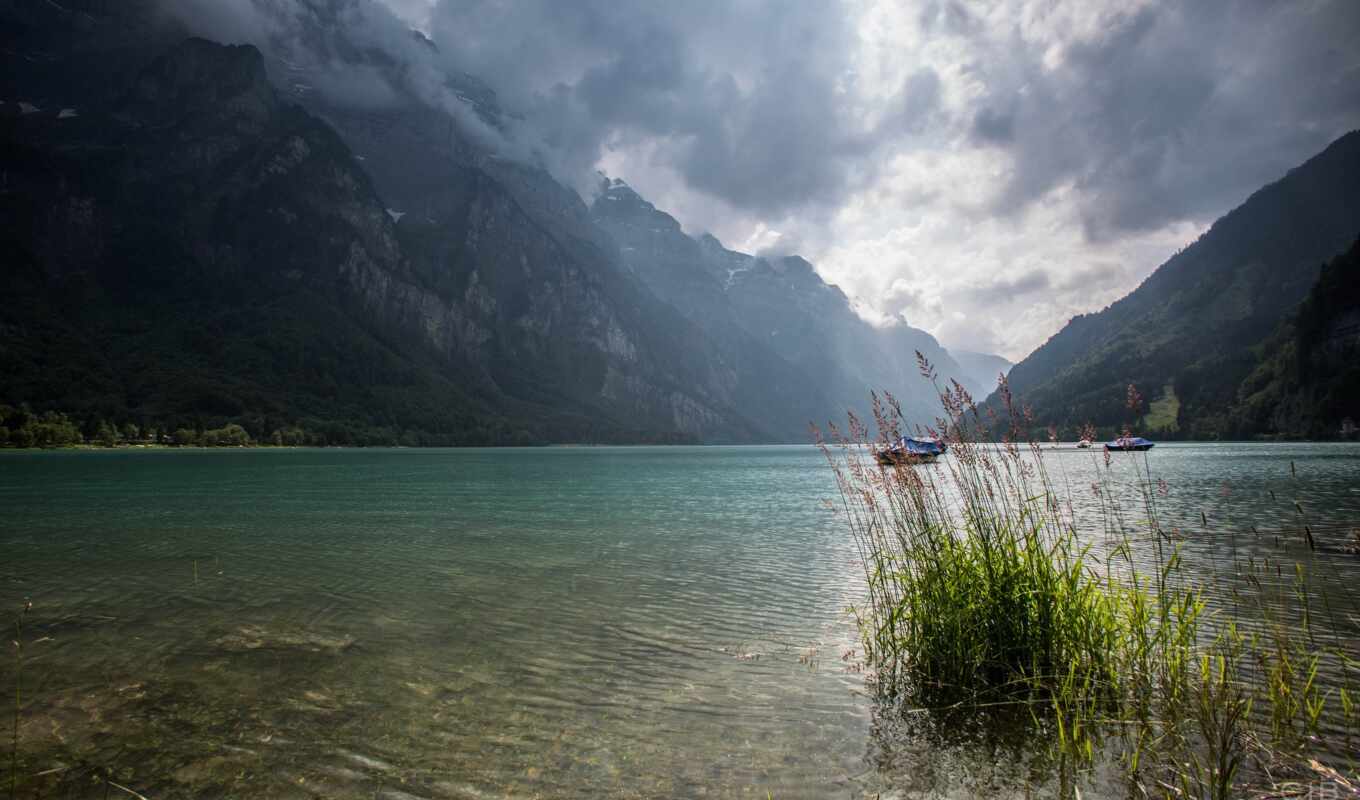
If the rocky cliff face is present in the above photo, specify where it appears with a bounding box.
[1,17,771,441]
[592,179,973,431]
[6,32,476,438]
[296,96,776,441]
[588,180,834,437]
[2,2,994,442]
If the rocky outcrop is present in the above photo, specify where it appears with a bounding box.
[302,96,773,440]
[592,179,973,431]
[0,3,993,442]
[1,26,768,442]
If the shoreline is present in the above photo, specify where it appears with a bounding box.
[3,439,1360,454]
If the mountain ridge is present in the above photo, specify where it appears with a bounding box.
[1223,238,1360,438]
[1,25,766,443]
[996,129,1360,439]
[590,178,980,431]
[0,3,1015,445]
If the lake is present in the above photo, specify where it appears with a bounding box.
[2,443,1358,798]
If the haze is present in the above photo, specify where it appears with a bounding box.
[169,0,1360,360]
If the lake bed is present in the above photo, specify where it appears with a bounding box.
[2,444,1358,797]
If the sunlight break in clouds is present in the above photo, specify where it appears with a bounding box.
[339,0,1360,359]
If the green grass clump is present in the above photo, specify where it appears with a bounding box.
[866,506,1121,708]
[818,356,1359,798]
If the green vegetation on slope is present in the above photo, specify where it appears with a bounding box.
[1143,383,1181,434]
[1223,238,1360,438]
[997,130,1360,440]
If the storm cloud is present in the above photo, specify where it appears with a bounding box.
[165,0,1360,360]
[964,0,1360,239]
[420,0,903,216]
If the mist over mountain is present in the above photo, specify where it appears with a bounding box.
[590,179,979,430]
[946,351,1013,401]
[1,0,981,444]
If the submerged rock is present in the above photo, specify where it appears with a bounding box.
[214,624,355,654]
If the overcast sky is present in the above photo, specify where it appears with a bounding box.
[178,0,1360,360]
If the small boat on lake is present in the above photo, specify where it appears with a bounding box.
[1104,436,1154,452]
[875,436,947,465]
[1077,438,1092,449]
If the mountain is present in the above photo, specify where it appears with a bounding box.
[0,1,982,445]
[1224,238,1360,438]
[591,179,969,431]
[997,131,1360,439]
[0,5,781,444]
[3,33,518,444]
[947,350,1012,401]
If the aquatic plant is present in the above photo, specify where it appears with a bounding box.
[817,354,1360,798]
[10,599,30,800]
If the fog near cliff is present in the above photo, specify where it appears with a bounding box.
[161,0,527,160]
[166,0,1360,360]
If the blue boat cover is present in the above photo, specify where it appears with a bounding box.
[1105,437,1154,449]
[894,436,947,456]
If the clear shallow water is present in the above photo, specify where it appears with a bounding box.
[1,443,1358,798]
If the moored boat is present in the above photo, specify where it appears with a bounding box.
[1104,436,1154,452]
[875,436,947,465]
[1077,439,1092,449]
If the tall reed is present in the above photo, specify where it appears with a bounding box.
[10,600,29,800]
[817,354,1358,797]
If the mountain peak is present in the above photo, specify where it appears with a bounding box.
[590,178,684,235]
[123,37,274,126]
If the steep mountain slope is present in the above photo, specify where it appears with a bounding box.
[1226,239,1360,438]
[1000,131,1360,438]
[0,9,773,443]
[3,35,509,443]
[301,103,778,441]
[2,1,1001,444]
[592,180,969,429]
[581,181,834,438]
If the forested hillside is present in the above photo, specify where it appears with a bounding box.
[997,131,1360,439]
[1223,239,1360,438]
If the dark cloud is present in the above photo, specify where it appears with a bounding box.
[159,0,1360,360]
[969,0,1360,238]
[971,106,1015,144]
[425,0,903,216]
[164,0,526,157]
[1054,262,1123,293]
[164,0,917,217]
[881,68,943,136]
[163,0,1360,238]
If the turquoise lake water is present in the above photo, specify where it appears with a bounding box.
[2,444,1358,797]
